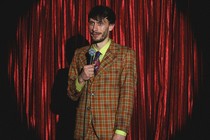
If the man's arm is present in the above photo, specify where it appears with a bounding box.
[67,49,95,101]
[114,48,137,135]
[67,50,84,101]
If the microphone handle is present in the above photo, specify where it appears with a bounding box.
[89,55,94,65]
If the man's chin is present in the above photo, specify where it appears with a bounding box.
[92,39,103,44]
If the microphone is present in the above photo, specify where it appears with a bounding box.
[88,48,96,64]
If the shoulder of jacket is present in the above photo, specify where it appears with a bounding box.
[114,43,135,53]
[75,45,90,52]
[74,45,91,57]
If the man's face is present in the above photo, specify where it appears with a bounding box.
[88,18,112,43]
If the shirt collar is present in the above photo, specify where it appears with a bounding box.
[93,39,111,56]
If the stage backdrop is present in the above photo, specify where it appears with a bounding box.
[8,0,201,140]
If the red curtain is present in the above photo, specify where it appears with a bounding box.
[8,0,201,140]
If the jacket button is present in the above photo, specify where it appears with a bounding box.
[87,106,91,110]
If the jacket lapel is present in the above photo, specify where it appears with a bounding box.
[95,40,119,77]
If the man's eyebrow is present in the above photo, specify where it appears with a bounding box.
[89,19,102,23]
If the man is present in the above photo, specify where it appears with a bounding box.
[67,5,137,140]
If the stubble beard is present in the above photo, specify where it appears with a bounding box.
[91,29,109,44]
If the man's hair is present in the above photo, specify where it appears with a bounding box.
[88,5,116,24]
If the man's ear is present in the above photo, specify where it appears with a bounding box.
[109,24,115,31]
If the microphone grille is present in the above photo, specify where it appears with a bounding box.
[89,48,96,56]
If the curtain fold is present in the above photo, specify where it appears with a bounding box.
[8,0,201,140]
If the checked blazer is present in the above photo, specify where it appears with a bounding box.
[67,40,137,140]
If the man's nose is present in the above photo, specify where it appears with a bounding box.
[92,24,98,31]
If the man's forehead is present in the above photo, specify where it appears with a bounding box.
[89,17,108,22]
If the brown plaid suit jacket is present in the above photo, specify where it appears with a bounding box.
[67,40,137,140]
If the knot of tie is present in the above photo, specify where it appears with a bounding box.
[93,51,101,74]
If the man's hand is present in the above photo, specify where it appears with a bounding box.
[78,64,95,84]
[112,134,126,140]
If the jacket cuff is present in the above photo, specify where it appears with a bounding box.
[115,129,127,136]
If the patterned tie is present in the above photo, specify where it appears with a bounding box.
[93,51,101,75]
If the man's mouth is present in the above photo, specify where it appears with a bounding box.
[91,32,100,35]
[91,33,101,38]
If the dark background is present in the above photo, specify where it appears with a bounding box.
[0,0,210,139]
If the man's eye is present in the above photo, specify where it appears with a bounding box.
[98,22,103,26]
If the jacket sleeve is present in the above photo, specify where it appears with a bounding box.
[115,48,137,133]
[67,49,85,101]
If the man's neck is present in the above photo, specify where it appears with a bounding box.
[95,37,110,50]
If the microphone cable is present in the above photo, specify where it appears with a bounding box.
[83,48,95,140]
